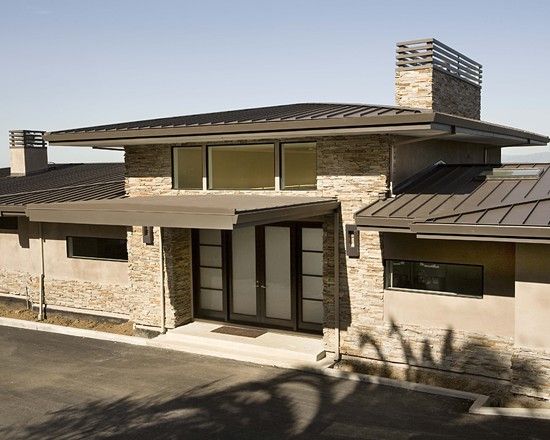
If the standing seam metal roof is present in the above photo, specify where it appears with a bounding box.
[49,103,426,134]
[0,163,125,209]
[356,163,550,231]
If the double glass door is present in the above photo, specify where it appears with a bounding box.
[193,223,323,332]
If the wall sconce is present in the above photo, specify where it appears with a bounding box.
[142,226,154,245]
[345,224,360,258]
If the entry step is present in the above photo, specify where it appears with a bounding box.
[148,321,327,368]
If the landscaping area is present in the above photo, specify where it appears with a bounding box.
[0,300,134,336]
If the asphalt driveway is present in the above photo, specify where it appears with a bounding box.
[1,326,549,439]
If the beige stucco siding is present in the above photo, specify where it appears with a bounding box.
[0,220,130,316]
[515,243,550,350]
[382,233,515,338]
[42,223,129,285]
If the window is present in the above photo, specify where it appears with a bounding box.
[282,142,316,190]
[0,217,18,230]
[386,260,482,297]
[173,146,203,189]
[67,237,128,261]
[208,144,275,190]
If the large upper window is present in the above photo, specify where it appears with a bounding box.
[386,260,483,297]
[282,142,316,190]
[208,144,275,190]
[173,147,203,189]
[67,237,128,261]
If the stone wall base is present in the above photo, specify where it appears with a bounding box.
[0,268,130,317]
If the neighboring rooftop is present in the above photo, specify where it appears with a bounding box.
[356,163,550,241]
[0,163,125,212]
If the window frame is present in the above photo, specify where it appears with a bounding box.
[280,141,317,190]
[170,141,317,191]
[385,258,484,298]
[171,145,204,190]
[66,236,129,262]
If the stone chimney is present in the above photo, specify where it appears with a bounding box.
[395,38,482,119]
[9,130,48,176]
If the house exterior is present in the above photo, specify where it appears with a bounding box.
[2,38,550,400]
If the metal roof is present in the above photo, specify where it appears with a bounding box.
[26,194,339,229]
[44,103,548,148]
[49,103,426,134]
[356,163,550,241]
[0,163,125,213]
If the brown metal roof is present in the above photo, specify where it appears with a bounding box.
[0,163,125,213]
[49,103,425,134]
[26,194,339,229]
[356,163,550,241]
[44,103,548,147]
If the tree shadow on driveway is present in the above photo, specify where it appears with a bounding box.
[2,367,549,440]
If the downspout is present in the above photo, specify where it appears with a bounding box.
[159,227,166,334]
[333,208,340,362]
[38,222,45,321]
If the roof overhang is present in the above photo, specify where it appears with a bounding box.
[356,217,550,243]
[25,195,339,229]
[45,112,548,148]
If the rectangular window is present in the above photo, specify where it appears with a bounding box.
[282,142,316,190]
[173,146,203,189]
[67,237,128,261]
[0,217,18,230]
[386,260,482,297]
[208,144,275,190]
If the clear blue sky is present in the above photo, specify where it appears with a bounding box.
[1,0,549,166]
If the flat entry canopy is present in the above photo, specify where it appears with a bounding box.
[26,194,339,229]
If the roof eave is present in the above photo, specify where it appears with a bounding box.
[44,112,548,147]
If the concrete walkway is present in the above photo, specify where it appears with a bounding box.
[1,326,549,439]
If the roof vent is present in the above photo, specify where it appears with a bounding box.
[480,168,542,180]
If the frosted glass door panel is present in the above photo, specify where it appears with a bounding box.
[232,227,257,316]
[265,227,291,320]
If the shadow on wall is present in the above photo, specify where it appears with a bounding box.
[343,320,547,405]
[2,368,549,439]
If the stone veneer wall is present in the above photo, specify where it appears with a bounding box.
[0,268,130,316]
[395,67,481,119]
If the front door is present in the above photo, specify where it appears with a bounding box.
[193,223,323,332]
[230,225,294,328]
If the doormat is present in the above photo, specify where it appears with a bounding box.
[211,326,267,338]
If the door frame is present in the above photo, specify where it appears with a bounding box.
[192,221,323,333]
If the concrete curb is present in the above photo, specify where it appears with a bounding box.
[0,317,147,347]
[313,366,550,420]
[1,317,549,420]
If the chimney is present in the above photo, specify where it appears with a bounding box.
[9,130,48,176]
[395,38,482,119]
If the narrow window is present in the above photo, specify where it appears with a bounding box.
[67,237,128,261]
[208,144,275,190]
[173,146,203,189]
[282,142,317,190]
[386,260,483,297]
[0,217,18,231]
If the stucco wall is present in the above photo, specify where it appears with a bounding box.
[515,243,550,350]
[392,139,498,186]
[0,219,130,316]
[382,233,515,338]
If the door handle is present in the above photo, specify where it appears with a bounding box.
[256,281,266,289]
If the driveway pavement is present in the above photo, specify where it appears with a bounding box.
[1,326,549,439]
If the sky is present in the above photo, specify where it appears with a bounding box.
[1,0,549,167]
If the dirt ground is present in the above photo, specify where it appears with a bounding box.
[0,303,134,336]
